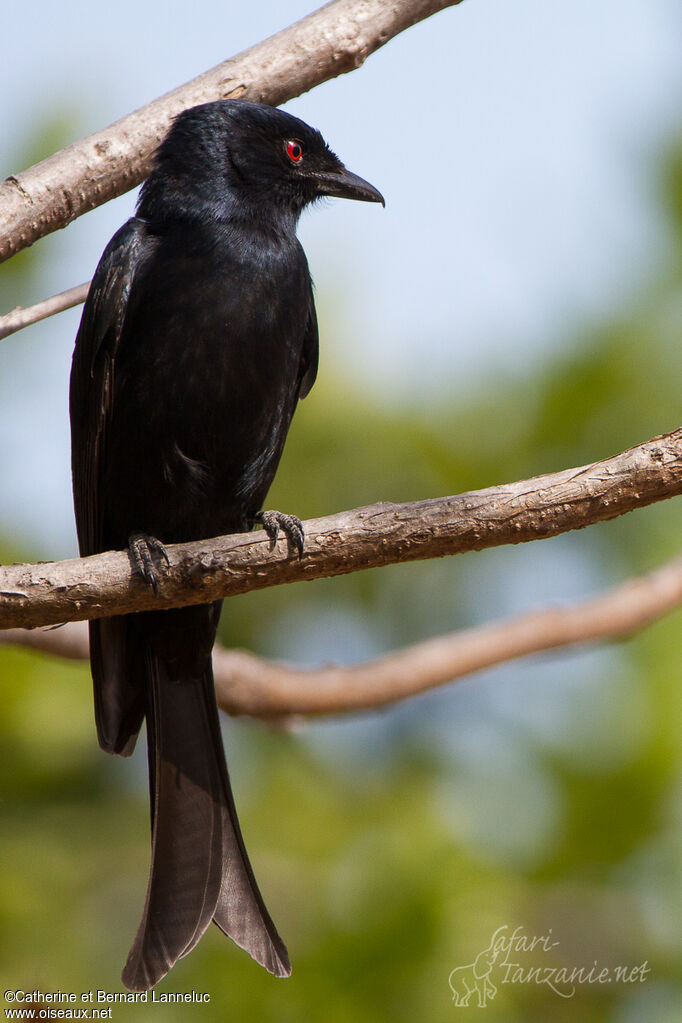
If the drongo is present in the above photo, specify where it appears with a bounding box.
[70,99,383,990]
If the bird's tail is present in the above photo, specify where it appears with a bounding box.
[121,646,290,991]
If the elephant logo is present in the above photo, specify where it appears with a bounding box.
[448,926,507,1007]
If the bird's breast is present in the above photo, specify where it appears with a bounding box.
[104,230,312,541]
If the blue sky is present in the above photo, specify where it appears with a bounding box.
[0,0,680,553]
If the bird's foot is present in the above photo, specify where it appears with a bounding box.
[128,532,170,595]
[252,510,304,557]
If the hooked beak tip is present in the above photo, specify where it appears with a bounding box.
[316,168,385,207]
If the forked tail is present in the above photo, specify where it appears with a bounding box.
[122,649,290,991]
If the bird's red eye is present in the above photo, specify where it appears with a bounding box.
[286,140,303,163]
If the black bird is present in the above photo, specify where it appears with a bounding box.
[69,100,383,991]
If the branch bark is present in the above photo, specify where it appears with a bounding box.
[3,553,681,718]
[1,428,680,632]
[0,0,462,265]
[0,283,90,341]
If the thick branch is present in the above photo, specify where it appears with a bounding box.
[0,0,462,265]
[3,554,681,718]
[0,283,89,341]
[0,429,680,632]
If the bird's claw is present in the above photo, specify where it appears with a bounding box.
[253,510,304,557]
[128,532,169,594]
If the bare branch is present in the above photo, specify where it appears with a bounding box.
[0,428,680,632]
[0,623,89,661]
[0,0,463,265]
[3,553,681,719]
[0,283,89,341]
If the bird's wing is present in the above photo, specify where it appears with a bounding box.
[70,218,148,756]
[70,217,146,556]
[298,287,319,400]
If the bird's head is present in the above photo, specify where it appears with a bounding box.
[138,100,384,227]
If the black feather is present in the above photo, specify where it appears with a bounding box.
[69,99,382,990]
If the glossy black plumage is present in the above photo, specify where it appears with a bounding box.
[69,99,383,990]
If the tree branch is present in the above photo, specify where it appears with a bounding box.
[0,428,680,632]
[3,553,681,719]
[0,0,463,266]
[0,283,90,341]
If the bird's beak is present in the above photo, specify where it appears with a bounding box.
[315,167,385,206]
